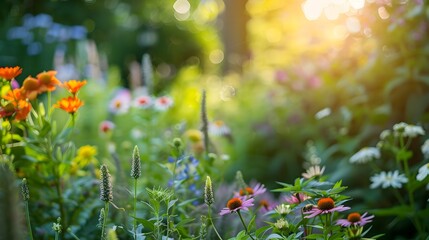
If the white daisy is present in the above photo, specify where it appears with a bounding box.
[208,120,231,136]
[421,139,429,159]
[109,89,131,114]
[154,96,173,111]
[393,122,425,138]
[350,147,380,164]
[302,165,325,179]
[370,170,408,189]
[416,163,429,181]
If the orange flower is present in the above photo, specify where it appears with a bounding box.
[37,70,61,92]
[0,100,31,121]
[14,100,31,121]
[54,97,84,114]
[3,88,26,102]
[0,66,22,81]
[21,76,42,100]
[62,80,87,95]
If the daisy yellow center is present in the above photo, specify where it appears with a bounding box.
[215,120,224,126]
[227,197,242,210]
[114,100,122,108]
[347,212,361,223]
[239,187,254,196]
[317,197,335,211]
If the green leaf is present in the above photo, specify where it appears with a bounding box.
[133,217,155,231]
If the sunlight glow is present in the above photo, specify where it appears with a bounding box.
[349,0,365,10]
[301,0,366,20]
[378,7,390,20]
[173,0,191,14]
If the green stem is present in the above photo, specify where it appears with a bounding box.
[237,211,255,240]
[55,170,66,239]
[25,201,34,240]
[101,202,109,240]
[48,91,52,118]
[208,208,223,240]
[55,231,59,240]
[67,228,81,240]
[133,178,137,239]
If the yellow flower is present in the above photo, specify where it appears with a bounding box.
[73,145,97,167]
[185,129,203,143]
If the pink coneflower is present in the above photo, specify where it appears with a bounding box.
[304,197,350,218]
[219,197,254,215]
[235,183,266,197]
[133,95,152,109]
[258,199,275,213]
[284,192,310,204]
[99,120,115,133]
[154,96,173,111]
[337,212,374,227]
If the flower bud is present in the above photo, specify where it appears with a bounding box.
[130,145,141,179]
[100,165,113,202]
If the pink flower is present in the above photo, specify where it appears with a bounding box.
[100,120,115,133]
[304,197,350,218]
[219,197,254,216]
[284,193,310,204]
[235,183,266,198]
[133,95,152,109]
[154,96,173,111]
[337,212,374,227]
[109,89,131,114]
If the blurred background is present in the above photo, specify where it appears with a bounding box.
[1,0,429,238]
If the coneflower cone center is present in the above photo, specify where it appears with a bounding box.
[239,187,254,196]
[317,197,335,210]
[260,199,269,210]
[227,198,242,210]
[347,213,361,223]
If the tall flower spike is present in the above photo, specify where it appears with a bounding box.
[205,176,214,206]
[200,90,210,157]
[131,145,141,179]
[142,54,154,95]
[21,178,30,201]
[100,165,113,202]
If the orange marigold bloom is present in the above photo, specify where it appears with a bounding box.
[3,88,26,103]
[0,66,22,81]
[37,70,61,92]
[21,76,41,100]
[62,80,87,95]
[54,97,84,114]
[14,100,31,121]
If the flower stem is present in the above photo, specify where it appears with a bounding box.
[133,178,137,239]
[67,228,81,240]
[208,208,223,240]
[101,202,109,240]
[24,200,34,240]
[237,211,255,240]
